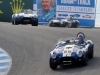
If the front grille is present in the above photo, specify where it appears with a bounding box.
[53,23,59,24]
[62,57,75,61]
[53,23,60,26]
[22,17,31,20]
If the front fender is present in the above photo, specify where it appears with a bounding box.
[86,40,93,45]
[12,15,15,21]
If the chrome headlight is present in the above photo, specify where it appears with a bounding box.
[52,54,56,59]
[77,51,83,57]
[52,52,57,59]
[17,15,20,18]
[34,15,38,18]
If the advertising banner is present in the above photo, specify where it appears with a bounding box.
[33,0,56,24]
[0,0,33,22]
[33,0,96,27]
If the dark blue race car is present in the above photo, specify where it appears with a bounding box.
[12,9,38,26]
[49,32,94,70]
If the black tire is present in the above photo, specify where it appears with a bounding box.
[49,58,57,70]
[14,19,18,25]
[88,45,94,59]
[34,21,38,26]
[63,23,67,27]
[12,20,14,25]
[82,52,88,66]
[31,21,38,26]
[68,22,72,28]
[74,22,79,28]
[49,22,53,27]
[77,23,79,28]
[66,23,68,28]
[31,24,34,26]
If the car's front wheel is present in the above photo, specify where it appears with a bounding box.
[74,22,79,28]
[13,19,18,25]
[62,23,67,27]
[31,21,38,26]
[49,22,53,27]
[12,20,14,25]
[49,58,57,70]
[88,45,94,58]
[68,22,72,28]
[81,52,88,66]
[34,21,38,26]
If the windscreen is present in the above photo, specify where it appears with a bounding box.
[58,37,81,45]
[16,9,33,14]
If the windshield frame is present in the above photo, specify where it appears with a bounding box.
[57,37,84,46]
[16,9,33,14]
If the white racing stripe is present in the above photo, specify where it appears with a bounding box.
[63,45,74,57]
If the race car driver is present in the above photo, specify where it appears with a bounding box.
[77,35,85,45]
[70,16,73,20]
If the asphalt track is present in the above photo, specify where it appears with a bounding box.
[0,22,100,75]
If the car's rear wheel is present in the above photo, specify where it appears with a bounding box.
[88,45,94,59]
[62,23,67,27]
[68,22,72,28]
[74,22,79,28]
[49,58,57,70]
[49,22,53,27]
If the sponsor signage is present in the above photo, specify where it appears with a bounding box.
[33,0,96,27]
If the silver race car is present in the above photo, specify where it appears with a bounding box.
[49,18,79,28]
[48,19,61,27]
[49,32,94,70]
[60,18,80,28]
[12,9,38,26]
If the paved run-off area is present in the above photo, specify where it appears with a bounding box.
[0,22,100,75]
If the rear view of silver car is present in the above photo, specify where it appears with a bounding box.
[60,18,79,28]
[49,18,79,28]
[12,9,38,26]
[49,20,61,27]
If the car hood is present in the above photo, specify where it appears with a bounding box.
[52,20,60,22]
[53,44,84,53]
[60,19,68,22]
[18,13,37,17]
